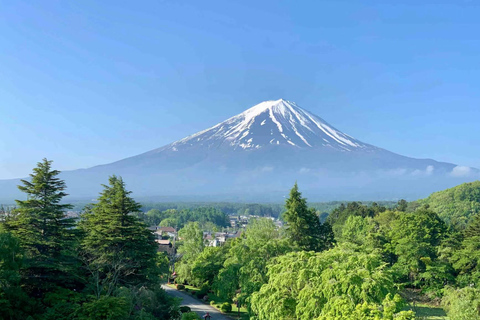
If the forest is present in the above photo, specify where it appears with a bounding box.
[1,159,480,319]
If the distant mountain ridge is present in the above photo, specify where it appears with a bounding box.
[0,99,478,202]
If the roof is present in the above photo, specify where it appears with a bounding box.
[156,240,171,245]
[159,227,176,233]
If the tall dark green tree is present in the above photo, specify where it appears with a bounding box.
[4,158,77,294]
[283,183,334,252]
[79,175,157,298]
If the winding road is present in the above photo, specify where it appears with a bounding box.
[162,285,232,320]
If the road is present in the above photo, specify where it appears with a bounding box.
[162,285,232,320]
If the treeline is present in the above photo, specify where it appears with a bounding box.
[0,159,179,319]
[136,207,229,231]
[174,182,480,319]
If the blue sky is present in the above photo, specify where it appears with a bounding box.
[1,0,479,179]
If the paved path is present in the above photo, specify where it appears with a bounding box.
[162,285,232,320]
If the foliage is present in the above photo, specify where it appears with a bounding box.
[417,180,480,229]
[176,222,205,284]
[181,312,202,320]
[442,286,480,320]
[283,183,334,252]
[250,244,413,320]
[191,245,228,287]
[327,201,387,238]
[3,158,78,294]
[388,208,448,284]
[79,176,158,298]
[213,218,292,305]
[221,302,232,312]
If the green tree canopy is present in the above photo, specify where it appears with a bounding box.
[79,175,157,297]
[283,183,334,252]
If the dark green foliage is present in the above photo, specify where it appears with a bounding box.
[221,302,232,313]
[179,306,191,313]
[3,158,78,294]
[79,175,158,297]
[283,183,334,252]
[327,201,387,237]
[417,180,480,229]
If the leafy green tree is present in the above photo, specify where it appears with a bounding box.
[450,213,480,286]
[214,218,291,307]
[4,158,78,294]
[79,175,158,298]
[389,208,449,285]
[250,244,414,320]
[442,286,480,320]
[283,183,333,252]
[175,222,204,284]
[191,245,228,287]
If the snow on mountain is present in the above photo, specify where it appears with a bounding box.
[159,99,376,153]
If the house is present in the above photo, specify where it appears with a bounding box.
[156,239,174,255]
[155,227,177,239]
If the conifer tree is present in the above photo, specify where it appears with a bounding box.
[4,158,77,294]
[79,175,157,297]
[283,183,333,252]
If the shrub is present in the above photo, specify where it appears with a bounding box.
[196,293,205,300]
[210,300,216,306]
[181,312,201,320]
[221,302,232,313]
[176,284,185,290]
[179,306,191,313]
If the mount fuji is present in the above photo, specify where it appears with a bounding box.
[0,99,477,202]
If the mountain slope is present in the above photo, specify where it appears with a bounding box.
[0,99,478,202]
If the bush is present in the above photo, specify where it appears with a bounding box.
[442,287,480,320]
[209,300,216,306]
[181,312,201,320]
[176,284,185,290]
[179,306,191,313]
[221,302,232,313]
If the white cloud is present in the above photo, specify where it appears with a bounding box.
[450,166,472,177]
[299,167,310,174]
[260,166,274,173]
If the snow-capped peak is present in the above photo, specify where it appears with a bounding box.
[163,99,374,152]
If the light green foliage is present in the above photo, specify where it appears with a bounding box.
[250,244,413,320]
[79,176,158,297]
[283,183,334,252]
[213,218,291,305]
[191,245,228,287]
[417,180,480,229]
[176,222,205,284]
[389,209,448,283]
[327,201,387,238]
[339,215,374,246]
[221,302,232,312]
[442,286,480,320]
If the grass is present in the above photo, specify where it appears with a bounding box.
[169,283,249,319]
[403,303,448,320]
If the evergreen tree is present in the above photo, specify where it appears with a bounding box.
[4,158,77,294]
[79,175,157,298]
[283,183,333,252]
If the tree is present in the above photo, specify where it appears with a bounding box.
[79,175,157,298]
[388,208,449,284]
[4,158,78,294]
[283,183,333,252]
[250,244,414,320]
[175,222,204,284]
[213,218,292,307]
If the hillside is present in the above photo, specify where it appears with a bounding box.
[416,180,480,228]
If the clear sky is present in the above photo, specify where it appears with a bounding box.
[1,0,479,179]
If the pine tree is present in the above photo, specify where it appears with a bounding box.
[4,158,77,294]
[283,183,333,252]
[79,176,157,297]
